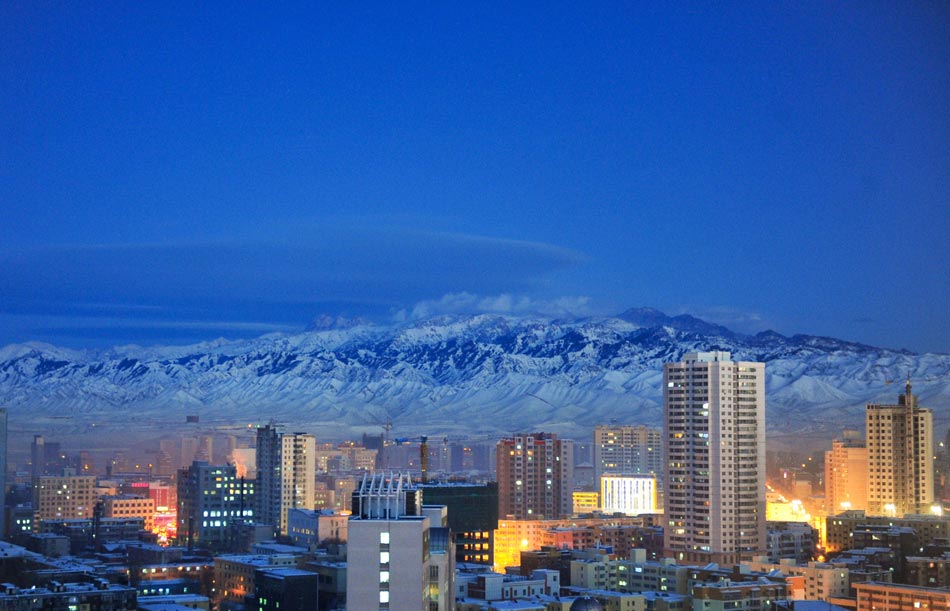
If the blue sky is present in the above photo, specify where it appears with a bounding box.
[1,3,948,352]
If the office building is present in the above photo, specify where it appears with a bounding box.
[33,475,97,527]
[286,508,347,548]
[346,473,454,611]
[600,474,657,515]
[247,567,319,611]
[176,461,254,550]
[663,351,766,564]
[214,553,300,609]
[255,426,316,535]
[421,482,498,566]
[496,432,574,520]
[593,424,662,482]
[866,380,933,517]
[824,431,868,513]
[101,494,156,532]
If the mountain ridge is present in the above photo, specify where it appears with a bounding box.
[1,308,947,446]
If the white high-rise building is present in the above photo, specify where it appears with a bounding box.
[593,424,662,482]
[256,426,316,535]
[866,381,933,517]
[346,473,454,611]
[663,351,765,564]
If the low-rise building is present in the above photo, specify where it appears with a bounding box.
[745,558,850,601]
[102,495,156,532]
[0,579,137,611]
[212,554,300,610]
[853,582,950,611]
[825,512,950,554]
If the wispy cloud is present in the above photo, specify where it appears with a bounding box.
[0,226,590,346]
[400,292,594,321]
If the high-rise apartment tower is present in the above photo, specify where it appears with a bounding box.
[593,424,662,482]
[866,381,933,517]
[663,351,766,564]
[496,433,574,520]
[256,426,316,535]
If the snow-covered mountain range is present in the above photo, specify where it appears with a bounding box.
[2,307,948,448]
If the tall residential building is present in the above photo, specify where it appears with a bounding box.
[866,381,933,517]
[593,424,662,482]
[824,431,868,513]
[496,433,574,520]
[256,426,316,535]
[176,460,255,550]
[663,351,766,564]
[346,473,454,611]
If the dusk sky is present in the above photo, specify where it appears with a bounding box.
[2,3,948,353]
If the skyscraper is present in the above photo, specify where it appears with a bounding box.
[663,351,766,564]
[866,380,933,517]
[496,432,574,520]
[593,424,662,482]
[256,426,316,535]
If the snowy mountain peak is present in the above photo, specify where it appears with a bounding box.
[1,308,947,446]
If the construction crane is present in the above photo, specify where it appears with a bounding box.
[393,436,429,483]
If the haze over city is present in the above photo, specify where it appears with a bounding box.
[2,3,948,353]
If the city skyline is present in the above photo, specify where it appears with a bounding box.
[2,4,949,353]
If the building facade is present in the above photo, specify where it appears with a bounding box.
[255,426,316,535]
[346,473,454,611]
[824,431,868,513]
[420,482,498,566]
[866,381,933,517]
[496,432,574,520]
[33,475,97,527]
[176,461,254,550]
[593,424,662,482]
[600,475,657,516]
[101,495,156,532]
[854,582,950,611]
[663,351,766,564]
